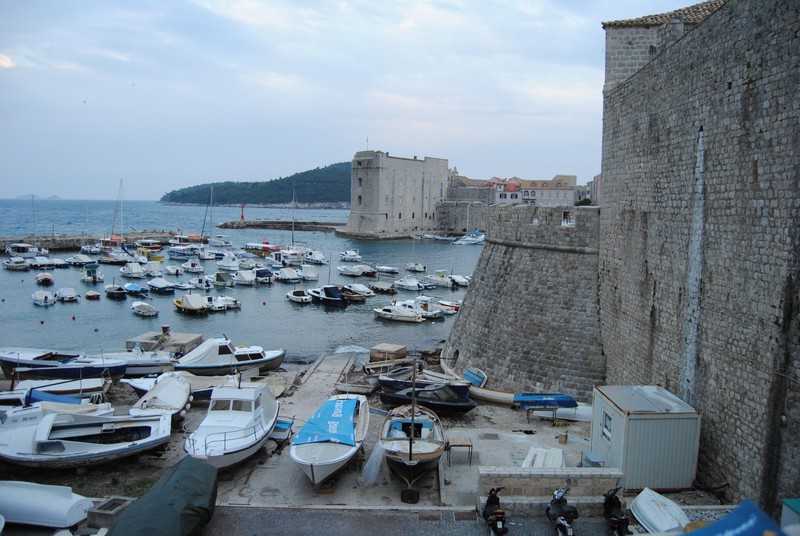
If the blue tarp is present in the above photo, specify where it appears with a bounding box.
[687,499,786,536]
[293,398,357,446]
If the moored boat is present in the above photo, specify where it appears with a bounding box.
[379,384,477,415]
[0,347,127,381]
[131,300,159,317]
[128,371,192,423]
[173,293,210,315]
[286,289,313,303]
[373,304,424,323]
[32,290,54,306]
[54,287,79,303]
[290,394,369,489]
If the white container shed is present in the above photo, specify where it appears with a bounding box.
[589,385,701,492]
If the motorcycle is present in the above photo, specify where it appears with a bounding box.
[603,487,631,536]
[546,483,579,535]
[482,487,509,534]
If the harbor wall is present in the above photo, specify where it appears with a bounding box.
[599,0,798,512]
[442,205,604,403]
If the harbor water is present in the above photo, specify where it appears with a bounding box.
[0,199,481,367]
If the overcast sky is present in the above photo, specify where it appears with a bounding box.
[0,1,692,200]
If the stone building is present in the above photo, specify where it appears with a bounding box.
[443,0,798,514]
[338,150,448,238]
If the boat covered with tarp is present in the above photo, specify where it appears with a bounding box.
[107,456,217,536]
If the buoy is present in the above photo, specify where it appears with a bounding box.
[40,320,44,324]
[94,327,99,332]
[262,301,266,305]
[72,315,76,320]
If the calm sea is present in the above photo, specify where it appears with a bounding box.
[0,199,481,368]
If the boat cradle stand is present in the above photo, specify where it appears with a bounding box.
[446,437,473,466]
[525,406,558,424]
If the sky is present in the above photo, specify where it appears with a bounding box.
[0,0,694,200]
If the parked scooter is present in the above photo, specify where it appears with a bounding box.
[546,483,579,535]
[603,487,631,535]
[482,487,509,534]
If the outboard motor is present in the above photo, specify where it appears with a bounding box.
[603,487,631,535]
[546,483,579,535]
[482,487,509,534]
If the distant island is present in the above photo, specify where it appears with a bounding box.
[159,162,350,206]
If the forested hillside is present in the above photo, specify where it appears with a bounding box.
[159,162,350,205]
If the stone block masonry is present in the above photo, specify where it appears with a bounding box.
[600,0,798,515]
[442,205,604,404]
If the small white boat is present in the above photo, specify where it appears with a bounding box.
[131,300,159,317]
[147,277,176,294]
[174,337,285,375]
[79,262,104,283]
[143,260,164,277]
[449,274,470,287]
[303,250,328,265]
[395,295,446,318]
[0,481,93,529]
[209,234,233,248]
[35,272,54,286]
[182,258,205,274]
[184,383,280,469]
[173,293,209,315]
[0,412,171,467]
[6,242,48,258]
[343,283,375,297]
[32,290,55,306]
[275,267,302,283]
[120,262,146,278]
[232,269,256,286]
[286,289,313,303]
[630,487,690,534]
[0,399,114,427]
[405,261,426,273]
[339,250,362,262]
[128,371,192,422]
[290,394,369,489]
[394,275,422,291]
[6,377,110,399]
[209,271,234,287]
[3,256,29,271]
[438,299,462,312]
[337,265,364,277]
[164,264,185,275]
[216,252,241,271]
[373,304,425,323]
[189,276,214,291]
[203,295,241,311]
[54,287,79,303]
[375,264,400,274]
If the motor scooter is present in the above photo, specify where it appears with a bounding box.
[546,483,579,535]
[482,487,509,534]
[603,487,631,535]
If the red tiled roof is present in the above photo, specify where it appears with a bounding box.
[602,0,726,28]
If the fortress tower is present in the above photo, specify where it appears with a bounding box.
[339,151,448,238]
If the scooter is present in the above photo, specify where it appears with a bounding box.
[603,487,631,535]
[482,487,509,534]
[546,483,579,535]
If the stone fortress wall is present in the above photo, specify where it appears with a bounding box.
[444,0,798,514]
[598,0,798,512]
[442,205,605,404]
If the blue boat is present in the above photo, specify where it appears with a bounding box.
[0,348,128,381]
[512,393,578,410]
[123,282,150,298]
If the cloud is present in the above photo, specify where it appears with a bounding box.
[0,53,15,68]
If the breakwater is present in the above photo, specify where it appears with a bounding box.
[218,220,345,232]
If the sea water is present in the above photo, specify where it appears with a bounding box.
[0,199,481,367]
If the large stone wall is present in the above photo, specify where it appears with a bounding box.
[442,205,604,403]
[600,0,798,514]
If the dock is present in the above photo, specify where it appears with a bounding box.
[125,328,203,355]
